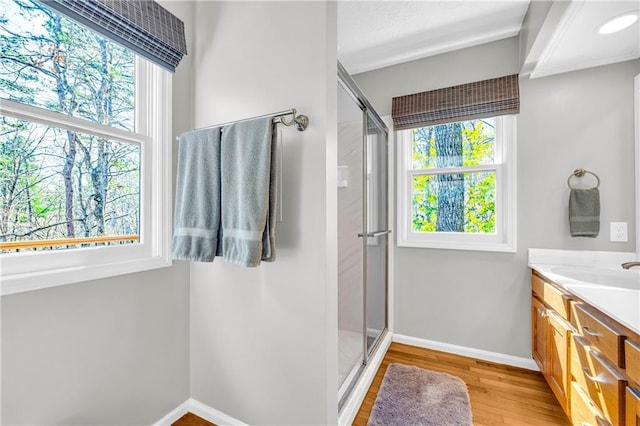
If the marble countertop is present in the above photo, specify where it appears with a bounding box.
[528,249,640,335]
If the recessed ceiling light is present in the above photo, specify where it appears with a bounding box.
[598,12,638,35]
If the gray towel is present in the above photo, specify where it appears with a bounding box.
[221,117,278,267]
[171,127,222,261]
[569,188,600,237]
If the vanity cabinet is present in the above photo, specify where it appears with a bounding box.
[532,296,548,371]
[571,334,626,425]
[531,273,574,416]
[626,341,640,385]
[571,303,626,368]
[627,341,640,425]
[571,381,612,426]
[627,387,640,426]
[531,270,640,425]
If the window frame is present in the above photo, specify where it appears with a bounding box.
[0,57,172,295]
[396,115,517,252]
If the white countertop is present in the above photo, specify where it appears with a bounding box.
[528,249,640,335]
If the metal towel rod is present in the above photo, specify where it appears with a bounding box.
[567,168,600,189]
[176,108,309,140]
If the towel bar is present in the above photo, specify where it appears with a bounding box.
[567,168,600,189]
[176,108,309,140]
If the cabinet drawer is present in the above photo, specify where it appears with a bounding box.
[571,303,626,368]
[531,273,572,320]
[627,386,640,426]
[571,335,627,425]
[626,340,640,386]
[571,381,611,426]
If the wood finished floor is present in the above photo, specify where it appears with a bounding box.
[172,412,215,426]
[354,342,571,426]
[173,342,570,426]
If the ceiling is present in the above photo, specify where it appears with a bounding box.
[337,0,640,78]
[530,1,640,78]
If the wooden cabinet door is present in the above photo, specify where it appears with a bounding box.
[532,296,547,373]
[626,340,640,386]
[547,311,573,416]
[627,387,640,426]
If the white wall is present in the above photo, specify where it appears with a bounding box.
[188,2,338,424]
[1,2,194,424]
[354,37,638,359]
[1,266,190,425]
[519,61,637,251]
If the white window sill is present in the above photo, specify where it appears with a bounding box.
[0,256,172,296]
[397,239,516,253]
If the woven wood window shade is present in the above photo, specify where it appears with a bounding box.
[40,0,187,72]
[391,74,520,130]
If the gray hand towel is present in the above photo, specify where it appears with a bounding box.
[569,188,600,238]
[171,127,222,261]
[221,116,278,267]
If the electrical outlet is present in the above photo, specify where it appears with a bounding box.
[610,222,628,242]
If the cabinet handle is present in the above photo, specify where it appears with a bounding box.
[582,367,605,384]
[582,326,602,337]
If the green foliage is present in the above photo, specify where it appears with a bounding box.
[412,175,436,232]
[411,119,496,234]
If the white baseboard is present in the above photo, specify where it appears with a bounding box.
[338,331,392,426]
[153,398,248,426]
[156,334,535,426]
[153,399,190,425]
[392,334,539,371]
[189,398,248,425]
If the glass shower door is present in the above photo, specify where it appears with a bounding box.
[337,61,389,410]
[365,114,388,353]
[337,83,365,395]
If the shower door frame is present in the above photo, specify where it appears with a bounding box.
[337,61,390,409]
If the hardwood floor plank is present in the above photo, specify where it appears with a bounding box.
[172,412,215,426]
[352,342,570,426]
[169,343,569,426]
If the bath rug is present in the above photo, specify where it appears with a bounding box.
[368,363,472,426]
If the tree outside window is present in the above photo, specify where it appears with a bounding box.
[0,0,139,253]
[397,115,516,252]
[411,118,496,234]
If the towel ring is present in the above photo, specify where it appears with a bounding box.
[567,168,600,189]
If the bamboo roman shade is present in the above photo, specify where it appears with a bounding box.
[40,0,187,72]
[391,74,520,130]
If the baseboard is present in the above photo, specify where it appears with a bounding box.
[153,398,248,426]
[338,330,392,426]
[156,334,535,426]
[153,399,190,425]
[189,398,248,425]
[392,334,539,371]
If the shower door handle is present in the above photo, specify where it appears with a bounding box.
[357,229,392,238]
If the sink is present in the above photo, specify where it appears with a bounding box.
[550,266,640,290]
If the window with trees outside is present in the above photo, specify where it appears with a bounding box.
[0,0,172,294]
[397,116,516,252]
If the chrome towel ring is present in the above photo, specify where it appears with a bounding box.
[567,168,600,189]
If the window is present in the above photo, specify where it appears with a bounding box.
[0,0,172,294]
[397,116,516,251]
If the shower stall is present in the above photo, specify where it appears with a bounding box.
[337,62,389,409]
